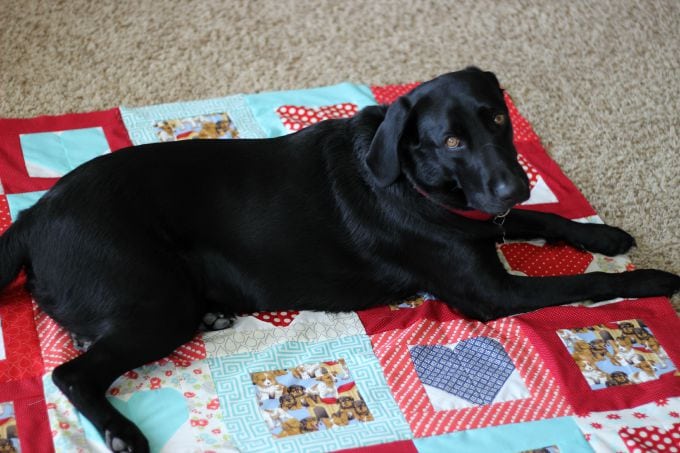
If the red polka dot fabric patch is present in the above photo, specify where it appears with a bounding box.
[499,242,594,276]
[504,91,541,143]
[619,423,680,453]
[252,310,300,327]
[0,196,11,234]
[517,152,540,190]
[276,103,358,132]
[370,82,421,104]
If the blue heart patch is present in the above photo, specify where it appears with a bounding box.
[409,337,515,405]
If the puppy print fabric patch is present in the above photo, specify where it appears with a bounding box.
[153,112,240,141]
[557,320,676,390]
[276,103,359,132]
[517,298,680,414]
[409,338,530,409]
[252,359,373,438]
[208,335,410,452]
[389,294,430,311]
[0,402,20,452]
[120,95,264,145]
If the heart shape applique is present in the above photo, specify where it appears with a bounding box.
[500,242,594,277]
[276,103,358,132]
[409,337,516,406]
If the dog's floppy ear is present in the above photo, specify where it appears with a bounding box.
[366,97,413,187]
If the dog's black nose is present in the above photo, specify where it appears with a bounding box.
[493,178,530,205]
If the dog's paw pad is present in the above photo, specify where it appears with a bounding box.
[200,312,234,331]
[105,430,133,452]
[70,332,93,352]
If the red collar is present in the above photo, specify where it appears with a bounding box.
[412,184,495,221]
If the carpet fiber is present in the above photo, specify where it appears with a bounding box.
[1,0,678,310]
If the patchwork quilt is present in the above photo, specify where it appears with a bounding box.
[0,80,679,453]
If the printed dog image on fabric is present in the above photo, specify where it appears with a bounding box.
[154,112,239,141]
[0,402,20,452]
[251,359,373,438]
[557,319,676,390]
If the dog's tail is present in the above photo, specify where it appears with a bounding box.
[0,220,28,291]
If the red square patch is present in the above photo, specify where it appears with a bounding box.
[517,297,680,414]
[0,109,132,194]
[365,301,573,437]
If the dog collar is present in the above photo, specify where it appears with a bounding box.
[411,183,495,221]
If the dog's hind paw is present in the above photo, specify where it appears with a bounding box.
[70,332,93,352]
[200,312,234,331]
[104,423,149,453]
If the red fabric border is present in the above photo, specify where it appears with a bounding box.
[368,307,573,437]
[0,376,53,453]
[332,439,418,453]
[514,140,596,219]
[516,297,680,414]
[0,292,43,382]
[357,299,462,335]
[0,109,132,194]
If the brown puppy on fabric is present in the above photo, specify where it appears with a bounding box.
[0,67,678,452]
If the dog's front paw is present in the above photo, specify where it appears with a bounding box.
[572,224,636,256]
[626,269,680,298]
[104,420,149,453]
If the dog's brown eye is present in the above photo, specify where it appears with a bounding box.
[446,136,461,148]
[494,114,506,125]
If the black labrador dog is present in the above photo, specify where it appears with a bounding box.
[0,68,678,451]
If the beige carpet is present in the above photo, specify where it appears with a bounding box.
[1,0,678,309]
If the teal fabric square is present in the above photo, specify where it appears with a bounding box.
[120,95,265,145]
[244,82,377,138]
[414,417,593,453]
[19,127,110,177]
[207,335,412,452]
[6,191,47,220]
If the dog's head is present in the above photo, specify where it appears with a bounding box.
[279,393,296,408]
[366,67,530,215]
[252,372,277,387]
